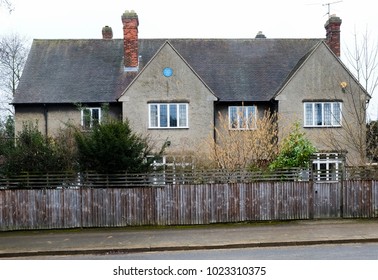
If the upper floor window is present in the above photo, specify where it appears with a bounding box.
[149,103,188,129]
[304,102,342,127]
[229,106,257,130]
[81,107,101,129]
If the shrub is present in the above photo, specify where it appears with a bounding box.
[74,119,163,173]
[205,110,279,171]
[0,115,15,160]
[2,122,69,173]
[269,122,317,169]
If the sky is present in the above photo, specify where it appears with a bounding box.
[1,0,377,119]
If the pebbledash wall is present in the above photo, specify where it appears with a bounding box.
[1,181,378,231]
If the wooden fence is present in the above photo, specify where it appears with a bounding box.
[1,180,378,231]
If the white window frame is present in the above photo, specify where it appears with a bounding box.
[148,103,189,129]
[81,107,101,129]
[304,102,342,127]
[312,153,343,181]
[228,106,257,130]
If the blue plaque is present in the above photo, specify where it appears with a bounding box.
[163,67,173,77]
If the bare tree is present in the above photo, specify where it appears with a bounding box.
[0,0,13,12]
[0,33,30,115]
[317,29,378,165]
[204,110,280,171]
[344,28,378,163]
[344,27,378,109]
[317,78,369,165]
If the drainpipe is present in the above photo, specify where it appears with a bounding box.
[43,104,48,139]
[213,101,218,143]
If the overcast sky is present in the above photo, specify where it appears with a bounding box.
[1,0,377,119]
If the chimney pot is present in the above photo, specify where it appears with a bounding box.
[255,31,266,39]
[102,26,113,40]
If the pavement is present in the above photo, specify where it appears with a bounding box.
[1,219,378,258]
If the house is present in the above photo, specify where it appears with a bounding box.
[13,10,369,166]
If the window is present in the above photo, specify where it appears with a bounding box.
[149,103,188,128]
[304,102,341,127]
[81,107,101,129]
[228,106,257,130]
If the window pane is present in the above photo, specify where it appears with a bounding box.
[239,107,247,129]
[150,105,158,127]
[246,106,256,129]
[305,103,313,126]
[315,103,323,126]
[83,108,91,129]
[179,104,187,127]
[324,103,331,125]
[333,103,341,125]
[92,109,100,127]
[159,104,168,127]
[229,106,238,129]
[169,104,177,127]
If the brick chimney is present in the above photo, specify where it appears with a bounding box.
[324,15,342,57]
[122,10,139,70]
[102,26,113,40]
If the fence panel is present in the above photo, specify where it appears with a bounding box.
[374,181,378,217]
[313,182,341,219]
[343,180,375,218]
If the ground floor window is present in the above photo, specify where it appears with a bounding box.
[312,153,344,181]
[81,107,101,129]
[228,105,257,130]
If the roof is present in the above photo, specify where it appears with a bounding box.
[14,39,134,104]
[13,38,321,104]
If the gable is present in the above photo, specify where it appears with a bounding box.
[119,41,218,153]
[275,42,369,102]
[119,41,217,103]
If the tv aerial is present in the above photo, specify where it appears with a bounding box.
[322,1,343,17]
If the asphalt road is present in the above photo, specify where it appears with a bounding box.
[7,242,378,260]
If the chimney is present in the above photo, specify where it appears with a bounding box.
[102,26,113,40]
[122,10,139,70]
[255,31,266,39]
[324,14,342,57]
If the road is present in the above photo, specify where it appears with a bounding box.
[6,243,378,260]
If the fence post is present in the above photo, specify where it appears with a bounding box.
[308,169,314,220]
[340,161,345,218]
